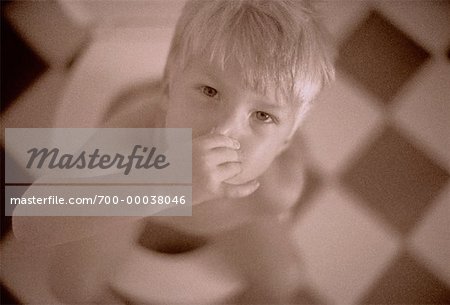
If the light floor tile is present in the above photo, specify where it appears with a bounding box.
[319,1,370,47]
[408,183,450,286]
[291,185,400,304]
[60,0,184,29]
[302,73,383,176]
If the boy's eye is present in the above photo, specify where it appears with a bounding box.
[254,111,275,124]
[201,86,218,98]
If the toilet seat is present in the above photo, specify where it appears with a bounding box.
[54,27,172,128]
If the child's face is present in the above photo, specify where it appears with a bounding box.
[165,58,297,184]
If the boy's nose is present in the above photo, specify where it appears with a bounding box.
[213,115,242,139]
[211,102,248,139]
[213,126,231,135]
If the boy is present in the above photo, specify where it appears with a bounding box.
[110,1,334,303]
[12,0,334,303]
[145,0,334,234]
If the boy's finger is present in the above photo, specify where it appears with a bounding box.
[222,180,260,199]
[209,147,240,164]
[199,134,240,150]
[217,162,242,181]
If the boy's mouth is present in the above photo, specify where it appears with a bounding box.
[224,163,255,185]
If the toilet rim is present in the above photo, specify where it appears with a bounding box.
[53,27,174,129]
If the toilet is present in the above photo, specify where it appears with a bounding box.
[2,25,247,304]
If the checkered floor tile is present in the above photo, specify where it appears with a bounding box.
[295,2,450,304]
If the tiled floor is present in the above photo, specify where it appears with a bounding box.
[1,1,450,304]
[297,1,450,303]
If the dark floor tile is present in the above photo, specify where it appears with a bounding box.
[359,251,450,304]
[337,10,430,104]
[341,125,449,235]
[0,282,22,305]
[1,11,48,112]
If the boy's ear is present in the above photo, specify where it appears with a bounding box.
[158,81,170,110]
[161,79,170,98]
[277,137,293,156]
[277,125,302,156]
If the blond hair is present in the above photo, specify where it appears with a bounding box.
[163,0,334,123]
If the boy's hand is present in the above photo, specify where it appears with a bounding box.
[192,134,259,205]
